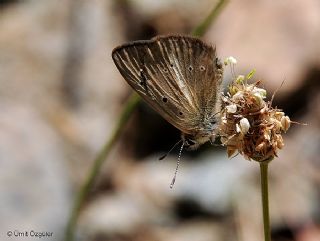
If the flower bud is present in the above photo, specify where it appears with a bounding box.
[281,116,291,132]
[239,118,250,134]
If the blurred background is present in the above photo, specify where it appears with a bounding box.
[0,0,320,241]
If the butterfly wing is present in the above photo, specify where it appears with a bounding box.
[112,35,223,135]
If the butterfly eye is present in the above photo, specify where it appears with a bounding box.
[200,66,206,71]
[162,97,168,103]
[179,111,183,116]
[170,63,174,68]
[188,66,193,71]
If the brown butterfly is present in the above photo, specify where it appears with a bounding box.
[112,35,223,187]
[112,35,223,151]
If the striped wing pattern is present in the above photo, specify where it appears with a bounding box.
[112,35,222,135]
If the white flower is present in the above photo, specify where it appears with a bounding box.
[226,104,237,113]
[224,56,237,65]
[232,91,244,101]
[236,75,245,84]
[252,87,267,99]
[239,118,250,134]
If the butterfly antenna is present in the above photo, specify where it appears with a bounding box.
[170,142,184,189]
[159,139,182,160]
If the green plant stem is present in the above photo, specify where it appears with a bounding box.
[192,0,229,37]
[64,1,228,240]
[260,162,271,241]
[64,93,140,241]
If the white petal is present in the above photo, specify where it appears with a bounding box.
[224,56,237,65]
[239,118,250,134]
[236,123,241,133]
[232,91,244,101]
[226,104,237,113]
[252,87,267,99]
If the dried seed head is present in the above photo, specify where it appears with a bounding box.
[219,69,291,163]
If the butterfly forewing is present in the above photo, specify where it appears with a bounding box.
[112,35,222,136]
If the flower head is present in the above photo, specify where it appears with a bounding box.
[219,69,291,162]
